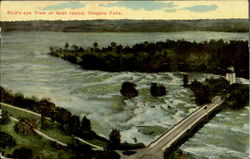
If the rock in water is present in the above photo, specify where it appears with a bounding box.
[183,74,189,87]
[120,82,138,98]
[150,83,167,97]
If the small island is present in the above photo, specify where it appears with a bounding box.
[188,77,249,109]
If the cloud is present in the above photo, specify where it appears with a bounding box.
[100,1,177,11]
[42,2,85,10]
[182,5,218,12]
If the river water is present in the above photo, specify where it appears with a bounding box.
[1,31,248,159]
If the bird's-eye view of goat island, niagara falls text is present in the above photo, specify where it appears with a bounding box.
[0,1,249,159]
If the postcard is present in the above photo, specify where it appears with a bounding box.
[0,1,249,159]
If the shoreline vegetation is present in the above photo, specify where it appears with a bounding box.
[49,39,248,79]
[0,86,196,159]
[1,19,248,32]
[0,86,147,159]
[188,78,249,109]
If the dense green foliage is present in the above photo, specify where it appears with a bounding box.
[12,147,33,159]
[109,129,121,149]
[108,129,145,150]
[189,77,230,105]
[0,109,10,125]
[224,83,249,109]
[189,78,249,109]
[94,150,120,159]
[119,142,145,150]
[68,139,94,159]
[14,118,37,135]
[68,139,120,159]
[0,131,16,149]
[165,149,195,159]
[49,39,248,79]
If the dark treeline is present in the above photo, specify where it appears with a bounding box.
[49,39,249,79]
[1,19,248,32]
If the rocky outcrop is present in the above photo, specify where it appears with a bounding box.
[120,82,138,98]
[183,74,189,87]
[150,83,167,97]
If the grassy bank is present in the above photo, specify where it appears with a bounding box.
[0,86,110,146]
[1,104,74,144]
[0,86,148,158]
[1,119,71,159]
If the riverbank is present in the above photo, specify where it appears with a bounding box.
[1,86,198,159]
[49,39,248,79]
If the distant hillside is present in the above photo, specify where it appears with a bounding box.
[1,19,248,32]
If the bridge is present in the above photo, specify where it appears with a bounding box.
[122,96,224,159]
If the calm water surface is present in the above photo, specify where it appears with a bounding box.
[1,31,249,159]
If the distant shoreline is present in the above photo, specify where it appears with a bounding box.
[1,19,248,32]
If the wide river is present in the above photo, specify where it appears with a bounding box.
[1,31,249,159]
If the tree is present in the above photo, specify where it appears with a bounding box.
[109,129,121,146]
[116,45,123,54]
[81,116,91,131]
[13,92,25,108]
[69,139,93,159]
[52,107,71,124]
[226,84,249,109]
[13,147,33,159]
[49,47,55,53]
[39,98,56,117]
[0,131,16,149]
[189,80,210,105]
[72,44,79,51]
[39,98,56,129]
[204,77,229,95]
[65,42,69,50]
[166,49,178,71]
[187,53,211,70]
[111,42,116,49]
[0,109,10,125]
[64,115,81,135]
[0,86,14,104]
[14,118,37,135]
[93,42,98,49]
[79,47,84,51]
